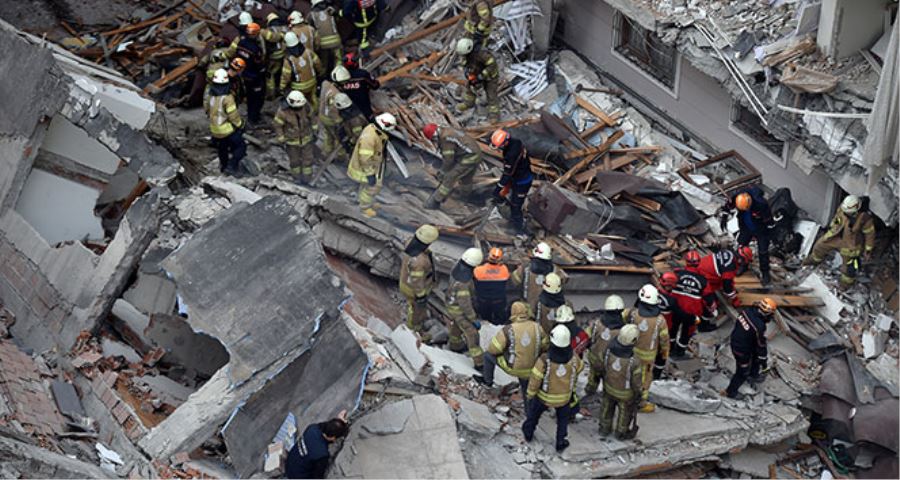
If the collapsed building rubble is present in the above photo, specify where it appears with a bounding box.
[0,0,897,479]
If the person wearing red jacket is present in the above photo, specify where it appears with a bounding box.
[668,266,707,358]
[694,247,753,327]
[659,271,694,359]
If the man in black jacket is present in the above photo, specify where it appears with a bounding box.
[285,410,349,478]
[724,298,776,399]
[722,185,774,285]
[490,129,533,234]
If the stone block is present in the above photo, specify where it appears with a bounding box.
[452,394,501,437]
[648,379,722,413]
[390,325,427,375]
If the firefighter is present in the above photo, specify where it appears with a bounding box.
[230,21,267,126]
[463,0,493,47]
[805,195,876,287]
[522,325,583,453]
[446,247,485,367]
[421,123,483,210]
[347,112,394,217]
[722,185,774,285]
[205,57,246,105]
[341,0,384,52]
[670,260,708,358]
[309,0,343,77]
[399,224,439,343]
[478,301,548,395]
[554,304,589,357]
[490,129,533,234]
[273,90,316,185]
[658,271,694,359]
[534,273,565,335]
[455,38,500,122]
[585,295,628,396]
[318,74,344,159]
[631,284,669,413]
[205,69,246,177]
[510,242,565,313]
[262,12,288,99]
[337,55,380,120]
[694,247,753,329]
[335,95,369,159]
[597,324,643,440]
[286,10,316,54]
[473,247,510,325]
[280,32,321,110]
[724,298,776,399]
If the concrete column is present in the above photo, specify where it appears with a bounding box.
[532,0,557,57]
[817,0,889,59]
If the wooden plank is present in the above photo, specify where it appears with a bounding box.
[554,130,624,185]
[101,10,186,36]
[143,57,198,93]
[397,73,466,85]
[609,146,662,155]
[620,191,662,211]
[573,153,639,184]
[465,116,541,137]
[435,225,515,245]
[377,51,445,84]
[560,265,654,274]
[736,293,825,308]
[579,122,606,141]
[575,94,616,127]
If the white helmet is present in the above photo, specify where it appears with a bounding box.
[415,224,439,244]
[284,31,300,48]
[550,325,571,348]
[531,242,552,260]
[638,284,659,305]
[311,0,326,7]
[286,90,307,107]
[287,10,304,25]
[331,65,351,83]
[461,248,484,268]
[375,112,397,131]
[604,295,625,311]
[456,38,474,55]
[555,305,574,324]
[333,93,353,110]
[841,195,861,215]
[542,272,562,294]
[212,68,229,84]
[618,324,639,346]
[238,11,253,26]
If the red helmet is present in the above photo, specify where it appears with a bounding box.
[343,51,359,69]
[490,129,509,150]
[737,246,753,264]
[660,271,678,290]
[684,250,701,268]
[422,123,438,140]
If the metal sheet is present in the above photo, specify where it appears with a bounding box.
[853,397,899,453]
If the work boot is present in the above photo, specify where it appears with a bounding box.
[749,373,767,385]
[424,197,441,210]
[760,272,772,286]
[638,402,656,413]
[293,174,307,186]
[617,426,639,440]
[598,425,611,436]
[472,374,493,388]
[556,439,570,453]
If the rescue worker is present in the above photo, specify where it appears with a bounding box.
[284,410,349,478]
[230,21,267,126]
[522,325,583,453]
[421,123,483,210]
[490,129,533,234]
[670,262,708,356]
[280,32,321,110]
[318,74,345,159]
[337,59,380,120]
[534,272,565,335]
[261,12,288,99]
[287,10,316,54]
[347,112,394,217]
[722,185,774,285]
[724,298,776,400]
[463,0,493,47]
[335,95,369,159]
[342,0,385,52]
[446,247,485,367]
[273,90,316,185]
[204,45,232,82]
[204,57,246,105]
[585,295,628,396]
[510,242,565,313]
[658,271,694,359]
[554,304,589,357]
[455,38,500,122]
[478,301,548,394]
[805,195,876,287]
[694,247,753,329]
[309,0,343,77]
[473,247,510,325]
[631,284,669,413]
[597,324,643,440]
[399,224,439,342]
[204,68,246,177]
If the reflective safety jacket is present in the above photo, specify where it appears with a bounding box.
[602,339,643,401]
[438,127,482,168]
[338,107,368,147]
[473,262,509,303]
[280,49,321,92]
[273,102,314,146]
[587,310,627,365]
[463,1,493,38]
[309,6,341,49]
[630,309,669,363]
[527,352,583,407]
[318,80,342,126]
[205,89,243,138]
[511,260,564,312]
[821,208,876,258]
[399,250,434,299]
[488,310,547,378]
[464,50,499,83]
[446,275,477,322]
[290,24,317,54]
[347,123,386,183]
[263,23,287,61]
[698,250,742,298]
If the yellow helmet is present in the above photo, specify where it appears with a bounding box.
[415,224,439,244]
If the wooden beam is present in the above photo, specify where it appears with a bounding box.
[620,191,662,211]
[609,146,662,155]
[465,116,541,137]
[554,130,624,185]
[736,293,825,308]
[144,57,198,93]
[102,10,186,36]
[575,94,616,127]
[377,51,445,84]
[396,73,465,85]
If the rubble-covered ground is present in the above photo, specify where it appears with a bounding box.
[0,1,897,479]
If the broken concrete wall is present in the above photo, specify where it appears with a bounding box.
[0,430,112,478]
[817,0,889,59]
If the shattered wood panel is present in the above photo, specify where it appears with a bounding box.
[221,317,368,478]
[161,196,347,385]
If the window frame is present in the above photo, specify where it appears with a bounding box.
[728,101,789,167]
[611,12,681,98]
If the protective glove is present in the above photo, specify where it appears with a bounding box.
[467,73,478,86]
[367,175,376,186]
[472,320,482,331]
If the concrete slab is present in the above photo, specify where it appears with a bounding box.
[110,298,151,349]
[122,272,177,316]
[360,399,413,436]
[390,325,428,376]
[201,176,262,205]
[462,438,531,479]
[648,379,722,413]
[452,394,501,437]
[724,447,778,478]
[801,273,850,325]
[41,114,120,175]
[144,314,230,378]
[101,337,142,363]
[50,380,86,418]
[332,395,468,479]
[14,168,104,244]
[133,375,194,406]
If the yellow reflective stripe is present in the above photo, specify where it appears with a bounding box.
[442,149,455,155]
[273,117,285,124]
[633,348,656,362]
[537,391,570,404]
[225,104,238,113]
[490,336,504,351]
[408,271,426,277]
[456,290,470,297]
[530,366,545,379]
[863,227,875,233]
[359,148,375,155]
[603,384,633,399]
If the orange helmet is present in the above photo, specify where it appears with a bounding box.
[490,129,509,150]
[684,250,701,268]
[755,297,777,315]
[487,247,503,263]
[737,246,753,264]
[246,22,261,35]
[422,123,438,140]
[735,192,752,211]
[660,271,678,290]
[230,57,246,72]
